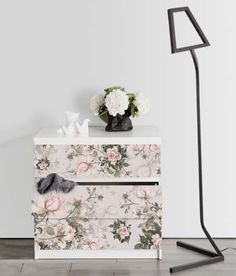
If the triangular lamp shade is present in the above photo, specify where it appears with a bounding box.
[168,7,210,53]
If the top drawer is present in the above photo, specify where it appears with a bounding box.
[34,144,161,179]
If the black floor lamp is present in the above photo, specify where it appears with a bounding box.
[167,7,224,273]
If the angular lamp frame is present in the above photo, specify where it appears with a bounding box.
[168,6,210,53]
[167,6,224,274]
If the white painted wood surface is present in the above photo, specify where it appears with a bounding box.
[34,126,161,145]
[35,248,162,260]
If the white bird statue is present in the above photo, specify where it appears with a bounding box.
[76,118,90,135]
[57,112,90,136]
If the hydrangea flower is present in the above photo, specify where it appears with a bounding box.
[134,93,150,116]
[105,89,129,116]
[90,87,150,125]
[90,94,105,115]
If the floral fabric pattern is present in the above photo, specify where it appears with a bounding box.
[34,144,160,179]
[32,185,162,251]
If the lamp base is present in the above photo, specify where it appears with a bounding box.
[169,241,224,273]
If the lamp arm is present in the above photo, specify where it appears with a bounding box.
[190,49,222,256]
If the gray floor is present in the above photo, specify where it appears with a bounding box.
[0,239,235,275]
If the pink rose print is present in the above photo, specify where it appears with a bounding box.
[106,146,121,165]
[38,162,47,170]
[149,144,158,152]
[57,223,75,242]
[36,158,50,171]
[151,233,162,249]
[77,161,89,173]
[110,219,131,243]
[44,194,63,213]
[117,224,130,240]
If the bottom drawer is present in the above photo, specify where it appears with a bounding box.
[34,217,162,251]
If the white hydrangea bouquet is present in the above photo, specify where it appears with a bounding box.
[90,86,150,131]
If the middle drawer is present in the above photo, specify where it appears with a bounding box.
[32,184,162,220]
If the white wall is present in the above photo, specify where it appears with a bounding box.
[0,0,235,238]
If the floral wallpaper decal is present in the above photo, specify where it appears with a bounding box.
[32,185,162,251]
[34,144,160,179]
[134,217,162,249]
[33,143,161,251]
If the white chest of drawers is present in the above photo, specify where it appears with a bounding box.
[32,126,162,259]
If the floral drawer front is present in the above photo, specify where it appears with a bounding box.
[34,218,162,251]
[34,144,160,179]
[32,184,161,219]
[32,185,162,251]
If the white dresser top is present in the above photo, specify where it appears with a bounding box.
[34,126,161,145]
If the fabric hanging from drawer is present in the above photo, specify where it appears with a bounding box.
[37,173,76,194]
[37,173,160,194]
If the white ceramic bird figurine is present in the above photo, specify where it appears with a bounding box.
[57,112,80,136]
[57,112,90,136]
[76,118,90,135]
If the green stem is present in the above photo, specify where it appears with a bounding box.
[90,146,105,155]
